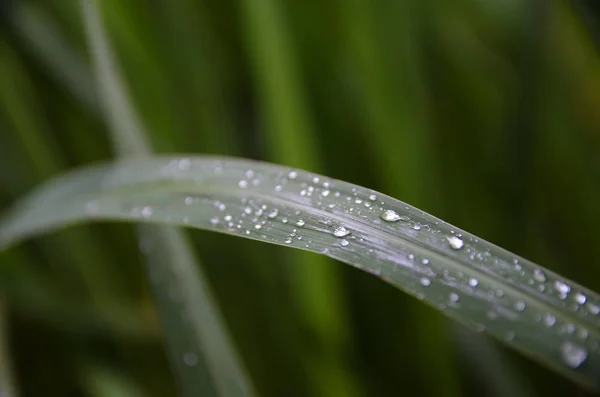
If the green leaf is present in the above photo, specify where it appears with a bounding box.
[1,155,599,388]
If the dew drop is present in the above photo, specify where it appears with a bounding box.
[413,225,421,231]
[554,280,571,295]
[218,203,226,211]
[282,218,288,224]
[297,219,306,227]
[178,158,191,171]
[141,206,153,218]
[224,215,232,222]
[561,341,588,368]
[447,236,464,250]
[369,194,377,201]
[543,313,556,327]
[238,180,248,188]
[267,209,279,219]
[210,217,219,225]
[340,239,350,247]
[421,259,430,265]
[321,190,330,197]
[255,224,262,230]
[468,278,479,287]
[274,185,282,192]
[449,293,460,303]
[245,169,255,179]
[380,209,402,222]
[420,277,431,287]
[575,293,587,305]
[333,226,351,238]
[244,206,252,215]
[312,177,320,184]
[514,301,526,312]
[587,303,600,315]
[288,171,298,180]
[533,269,547,283]
[284,237,292,244]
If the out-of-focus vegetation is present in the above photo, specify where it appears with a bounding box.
[0,0,599,396]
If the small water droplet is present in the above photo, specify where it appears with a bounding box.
[514,301,526,311]
[543,313,556,327]
[224,215,232,222]
[282,218,288,224]
[238,180,248,188]
[254,224,262,230]
[380,209,403,222]
[555,280,571,294]
[218,203,226,211]
[561,341,588,368]
[297,219,306,227]
[284,237,292,244]
[333,226,351,238]
[267,209,279,219]
[468,278,479,287]
[245,169,255,179]
[533,269,547,282]
[288,171,298,180]
[244,206,252,215]
[447,236,464,250]
[421,259,430,265]
[340,239,350,247]
[369,194,377,201]
[312,177,320,184]
[183,352,198,367]
[412,225,421,231]
[142,206,153,218]
[322,190,330,197]
[210,217,219,225]
[408,254,415,261]
[178,158,191,170]
[420,277,431,287]
[575,293,587,305]
[449,293,460,303]
[274,185,282,192]
[587,303,600,315]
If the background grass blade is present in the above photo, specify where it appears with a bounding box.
[81,1,254,396]
[1,155,599,388]
[0,300,18,397]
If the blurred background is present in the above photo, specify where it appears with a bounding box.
[0,0,599,396]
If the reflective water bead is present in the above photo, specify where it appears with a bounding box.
[447,236,464,250]
[333,226,351,238]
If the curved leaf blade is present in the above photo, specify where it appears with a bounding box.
[1,155,599,388]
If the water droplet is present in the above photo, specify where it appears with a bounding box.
[447,236,464,250]
[421,259,430,265]
[178,158,191,170]
[543,313,556,327]
[587,303,600,315]
[245,169,255,179]
[288,171,298,180]
[238,180,248,188]
[340,239,350,247]
[555,281,571,298]
[284,237,292,244]
[533,269,547,283]
[296,219,306,227]
[274,185,282,192]
[244,206,252,215]
[514,301,526,311]
[408,254,415,261]
[183,352,198,367]
[575,293,587,305]
[333,226,351,238]
[254,224,262,230]
[218,203,226,211]
[267,209,279,219]
[224,215,232,222]
[369,194,377,201]
[420,277,431,287]
[321,189,330,197]
[380,209,403,222]
[141,206,153,218]
[210,217,219,225]
[560,341,588,368]
[412,225,421,231]
[282,218,288,224]
[449,293,460,303]
[468,278,479,287]
[312,177,320,184]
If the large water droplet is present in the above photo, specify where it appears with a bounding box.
[380,209,403,222]
[560,341,588,368]
[574,293,587,305]
[333,226,351,238]
[296,219,306,227]
[555,281,571,299]
[447,236,464,250]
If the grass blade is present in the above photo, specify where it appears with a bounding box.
[81,1,254,396]
[1,155,599,388]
